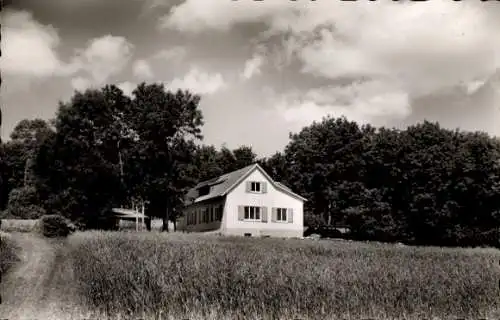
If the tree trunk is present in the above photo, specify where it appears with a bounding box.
[24,157,30,187]
[173,219,177,232]
[145,217,151,231]
[323,210,330,226]
[162,206,169,232]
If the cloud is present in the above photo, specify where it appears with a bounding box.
[273,80,411,127]
[1,10,70,77]
[166,67,226,95]
[162,1,500,126]
[71,35,134,86]
[132,59,154,79]
[153,46,187,63]
[240,54,264,80]
[161,0,286,33]
[169,1,498,93]
[71,76,93,92]
[117,81,137,97]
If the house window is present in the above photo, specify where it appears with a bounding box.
[188,211,194,225]
[251,182,261,192]
[203,208,209,223]
[277,208,287,222]
[244,206,261,221]
[216,205,223,220]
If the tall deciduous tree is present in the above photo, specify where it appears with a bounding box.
[122,83,203,231]
[0,119,54,212]
[34,86,132,226]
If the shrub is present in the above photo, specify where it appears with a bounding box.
[40,214,74,238]
[5,186,46,219]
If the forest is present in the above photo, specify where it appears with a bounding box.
[1,82,499,247]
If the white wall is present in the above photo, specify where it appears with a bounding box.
[224,168,304,238]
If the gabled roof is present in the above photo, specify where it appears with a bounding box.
[184,163,307,206]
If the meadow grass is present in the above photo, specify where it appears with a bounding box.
[0,231,20,274]
[0,219,40,233]
[68,231,500,320]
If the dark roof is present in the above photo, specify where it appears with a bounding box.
[184,163,306,206]
[185,164,255,205]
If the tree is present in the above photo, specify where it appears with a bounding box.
[2,186,46,219]
[121,83,204,231]
[258,152,289,183]
[231,145,257,169]
[284,116,371,225]
[34,86,132,226]
[10,119,54,186]
[191,145,224,181]
[0,119,54,211]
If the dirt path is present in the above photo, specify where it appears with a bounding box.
[0,233,86,320]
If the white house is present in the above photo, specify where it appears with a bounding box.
[178,163,306,238]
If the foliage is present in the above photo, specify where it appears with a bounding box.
[0,119,54,210]
[69,232,500,320]
[40,214,74,238]
[1,79,499,246]
[269,117,500,247]
[4,186,46,219]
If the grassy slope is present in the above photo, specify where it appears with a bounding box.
[0,219,40,233]
[68,232,500,320]
[0,233,90,320]
[0,232,20,274]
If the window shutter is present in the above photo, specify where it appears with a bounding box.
[288,208,294,223]
[246,181,251,192]
[261,207,268,222]
[238,206,245,221]
[261,182,267,193]
[271,208,277,222]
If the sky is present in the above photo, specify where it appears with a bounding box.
[1,0,500,157]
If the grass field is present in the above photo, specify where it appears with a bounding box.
[67,231,500,320]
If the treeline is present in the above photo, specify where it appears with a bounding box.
[263,118,500,247]
[0,83,499,247]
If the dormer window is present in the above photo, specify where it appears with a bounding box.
[198,185,210,197]
[251,182,261,192]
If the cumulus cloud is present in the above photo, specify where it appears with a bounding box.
[160,0,285,32]
[70,35,134,88]
[166,67,226,95]
[117,81,137,97]
[71,77,93,92]
[132,59,154,79]
[273,80,411,127]
[1,10,71,77]
[153,46,187,63]
[162,0,500,131]
[240,54,264,80]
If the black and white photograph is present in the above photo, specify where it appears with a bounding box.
[0,0,499,319]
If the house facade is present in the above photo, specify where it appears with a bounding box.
[178,163,306,238]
